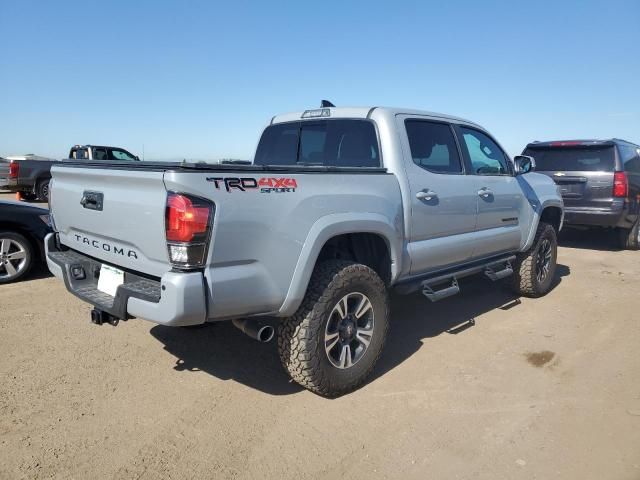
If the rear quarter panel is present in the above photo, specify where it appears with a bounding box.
[162,171,404,319]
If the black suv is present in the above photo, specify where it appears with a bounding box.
[523,139,640,250]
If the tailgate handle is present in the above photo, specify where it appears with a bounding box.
[80,191,104,211]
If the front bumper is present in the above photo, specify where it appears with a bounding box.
[45,233,207,326]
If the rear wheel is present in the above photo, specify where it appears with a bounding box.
[510,221,558,297]
[0,232,34,284]
[618,219,640,250]
[277,260,389,397]
[36,179,50,202]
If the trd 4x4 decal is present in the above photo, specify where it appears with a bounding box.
[207,177,297,193]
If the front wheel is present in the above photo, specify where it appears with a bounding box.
[510,221,558,297]
[277,260,389,397]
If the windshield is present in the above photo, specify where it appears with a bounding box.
[524,146,615,172]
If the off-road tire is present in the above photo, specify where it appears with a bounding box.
[618,219,640,250]
[510,221,558,297]
[277,260,389,397]
[36,179,50,202]
[0,231,34,284]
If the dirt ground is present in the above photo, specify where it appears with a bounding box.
[1,192,639,479]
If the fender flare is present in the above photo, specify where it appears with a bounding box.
[522,199,564,251]
[278,213,402,316]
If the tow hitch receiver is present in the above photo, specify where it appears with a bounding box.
[90,308,120,326]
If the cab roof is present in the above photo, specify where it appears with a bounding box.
[270,106,482,129]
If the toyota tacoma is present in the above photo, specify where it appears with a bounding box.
[45,105,563,397]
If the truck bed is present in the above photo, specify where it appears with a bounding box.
[48,161,400,322]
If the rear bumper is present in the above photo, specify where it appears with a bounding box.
[0,178,35,192]
[45,233,207,326]
[0,178,18,190]
[563,204,628,228]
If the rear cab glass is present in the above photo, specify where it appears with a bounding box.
[254,120,380,167]
[524,146,616,172]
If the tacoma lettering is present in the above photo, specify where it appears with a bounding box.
[74,234,138,259]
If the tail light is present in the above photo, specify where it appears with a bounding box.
[9,161,19,178]
[165,193,214,269]
[613,171,628,198]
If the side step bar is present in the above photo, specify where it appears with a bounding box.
[484,261,513,281]
[395,255,516,301]
[422,279,460,302]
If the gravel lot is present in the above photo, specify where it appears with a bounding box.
[1,191,639,479]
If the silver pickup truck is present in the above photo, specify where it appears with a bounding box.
[45,106,563,396]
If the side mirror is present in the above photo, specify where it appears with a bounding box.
[514,155,535,175]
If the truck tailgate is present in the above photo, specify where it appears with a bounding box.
[51,166,170,278]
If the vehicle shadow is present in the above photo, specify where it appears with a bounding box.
[371,264,569,382]
[558,228,620,252]
[150,264,569,397]
[150,320,303,396]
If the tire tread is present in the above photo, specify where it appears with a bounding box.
[277,260,389,397]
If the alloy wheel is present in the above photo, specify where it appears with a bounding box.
[536,238,553,283]
[0,238,29,281]
[324,292,375,369]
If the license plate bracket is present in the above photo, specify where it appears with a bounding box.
[97,264,124,297]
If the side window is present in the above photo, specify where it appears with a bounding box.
[109,149,136,161]
[405,120,462,173]
[93,148,108,160]
[74,148,88,160]
[459,127,510,175]
[620,145,640,173]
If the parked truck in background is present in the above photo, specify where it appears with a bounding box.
[0,146,139,202]
[0,154,57,201]
[45,105,564,397]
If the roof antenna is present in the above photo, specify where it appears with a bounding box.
[320,100,335,108]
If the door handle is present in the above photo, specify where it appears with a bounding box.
[416,190,437,201]
[477,187,493,198]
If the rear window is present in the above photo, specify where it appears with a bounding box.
[524,146,615,172]
[254,120,380,167]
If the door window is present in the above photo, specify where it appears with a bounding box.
[459,127,510,175]
[405,120,462,174]
[93,148,108,160]
[108,148,137,161]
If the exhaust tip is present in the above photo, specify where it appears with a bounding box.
[257,325,275,343]
[232,318,275,343]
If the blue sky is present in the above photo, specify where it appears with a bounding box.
[1,0,638,160]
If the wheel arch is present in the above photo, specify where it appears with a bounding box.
[278,213,402,317]
[522,201,564,251]
[0,223,41,261]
